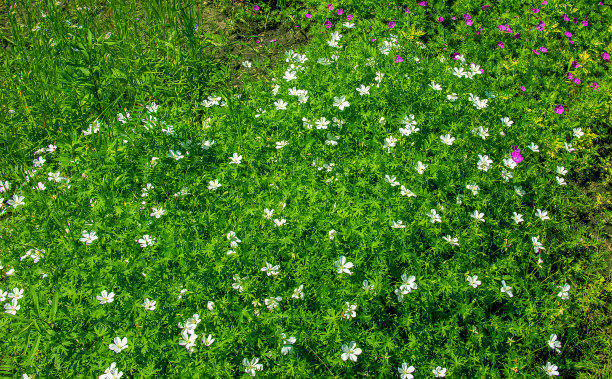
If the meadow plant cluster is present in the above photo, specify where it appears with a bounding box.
[0,0,610,377]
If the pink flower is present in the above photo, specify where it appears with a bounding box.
[338,8,343,15]
[582,17,588,27]
[573,77,581,85]
[437,17,444,22]
[564,31,572,38]
[464,13,471,20]
[532,49,540,55]
[324,20,332,28]
[542,0,548,5]
[571,60,579,68]
[567,72,573,80]
[563,14,569,22]
[466,19,473,26]
[569,38,574,45]
[406,8,411,14]
[389,21,396,28]
[256,40,260,44]
[395,55,404,63]
[481,5,490,10]
[511,146,523,164]
[327,3,333,11]
[540,47,548,53]
[554,105,564,114]
[497,41,504,48]
[532,8,539,13]
[591,82,598,89]
[253,5,260,11]
[520,86,526,92]
[603,52,610,62]
[418,1,428,6]
[305,13,311,19]
[347,14,353,21]
[371,37,376,42]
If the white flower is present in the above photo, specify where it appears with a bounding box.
[280,333,296,355]
[573,127,584,139]
[341,341,362,362]
[542,362,560,376]
[232,274,245,292]
[314,117,330,130]
[229,153,243,165]
[503,157,517,170]
[118,112,130,123]
[398,362,415,379]
[477,155,493,171]
[226,231,241,248]
[473,98,489,109]
[440,134,455,145]
[433,366,447,377]
[415,161,427,175]
[556,176,567,186]
[472,126,489,140]
[273,218,286,227]
[511,212,524,224]
[325,134,340,146]
[548,334,562,354]
[467,275,481,288]
[242,357,263,377]
[79,230,98,245]
[7,195,25,208]
[452,66,466,78]
[362,280,375,293]
[529,142,540,152]
[394,273,417,302]
[391,220,405,229]
[383,136,397,152]
[356,84,370,96]
[328,229,337,240]
[242,60,251,68]
[535,209,550,221]
[275,141,288,149]
[96,290,115,304]
[4,299,20,315]
[178,329,197,352]
[263,208,274,220]
[385,175,400,187]
[208,179,222,190]
[557,283,570,300]
[501,168,513,182]
[466,183,480,196]
[447,93,458,101]
[342,302,358,319]
[202,334,215,346]
[335,256,353,275]
[333,95,350,111]
[207,301,215,311]
[265,296,282,310]
[136,235,155,248]
[429,81,442,90]
[109,337,128,354]
[400,186,416,197]
[142,298,156,311]
[514,186,526,197]
[292,285,305,300]
[261,262,280,276]
[470,210,485,223]
[443,235,459,247]
[150,207,166,218]
[100,362,123,379]
[500,280,513,298]
[564,142,575,153]
[501,117,514,127]
[532,236,545,253]
[32,156,45,167]
[426,209,442,224]
[556,166,568,176]
[201,139,215,150]
[283,70,297,81]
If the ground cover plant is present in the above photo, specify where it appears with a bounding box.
[1,0,611,377]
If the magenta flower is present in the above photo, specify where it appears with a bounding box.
[569,38,575,45]
[571,60,579,68]
[464,13,471,20]
[532,49,540,55]
[437,17,444,22]
[327,3,333,11]
[481,5,490,10]
[542,0,548,5]
[554,105,564,114]
[338,8,343,15]
[567,72,573,80]
[564,31,573,38]
[520,86,526,92]
[591,82,598,89]
[497,41,505,48]
[582,17,588,27]
[540,47,548,53]
[324,20,332,28]
[256,40,260,44]
[532,8,539,13]
[418,1,428,6]
[511,146,523,164]
[406,8,411,14]
[253,5,260,11]
[603,52,610,62]
[395,55,404,63]
[451,52,462,60]
[514,32,520,39]
[389,21,396,28]
[452,16,456,20]
[305,13,311,19]
[370,37,376,42]
[573,77,581,85]
[466,19,473,26]
[347,14,353,21]
[563,14,569,22]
